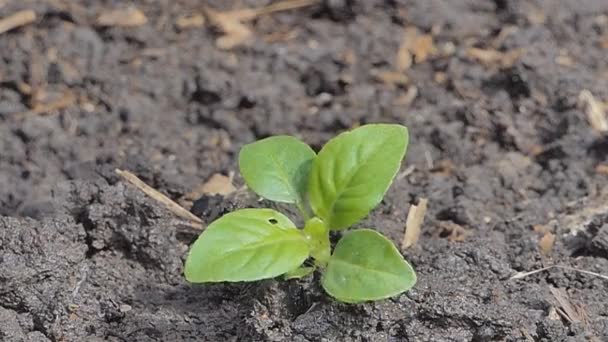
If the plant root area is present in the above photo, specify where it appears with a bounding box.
[1,1,608,341]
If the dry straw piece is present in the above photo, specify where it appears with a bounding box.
[0,10,36,34]
[97,7,148,27]
[401,198,428,249]
[205,0,318,49]
[115,169,203,227]
[579,89,608,133]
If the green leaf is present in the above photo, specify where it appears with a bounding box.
[309,124,408,230]
[284,266,315,280]
[184,208,309,282]
[239,136,316,205]
[321,229,416,303]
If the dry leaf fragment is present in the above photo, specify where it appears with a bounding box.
[0,10,36,34]
[533,224,550,234]
[555,54,574,66]
[412,34,434,63]
[205,0,318,50]
[396,27,435,70]
[200,173,236,196]
[205,8,255,50]
[539,232,555,256]
[549,287,588,325]
[435,221,470,242]
[401,198,428,249]
[13,91,76,119]
[601,33,608,49]
[182,172,236,204]
[526,6,546,25]
[579,89,608,132]
[595,163,608,175]
[396,27,416,71]
[176,14,205,29]
[97,7,147,27]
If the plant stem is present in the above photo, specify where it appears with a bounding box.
[303,217,331,266]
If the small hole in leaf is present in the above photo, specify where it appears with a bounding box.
[268,218,278,224]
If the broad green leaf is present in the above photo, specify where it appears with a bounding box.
[321,229,416,303]
[284,266,315,280]
[309,124,408,230]
[239,136,316,205]
[184,208,309,282]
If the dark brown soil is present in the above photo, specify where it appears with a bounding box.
[2,0,608,341]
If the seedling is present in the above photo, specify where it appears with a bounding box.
[184,124,417,303]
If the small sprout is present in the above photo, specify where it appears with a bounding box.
[184,124,417,303]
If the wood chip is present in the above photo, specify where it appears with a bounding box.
[430,159,456,176]
[205,0,318,50]
[412,34,434,63]
[396,27,435,71]
[539,232,556,256]
[579,89,608,132]
[176,14,205,29]
[601,33,608,49]
[401,198,428,249]
[434,72,448,84]
[0,10,36,34]
[555,54,574,67]
[396,27,416,71]
[370,69,409,87]
[526,6,546,25]
[97,7,148,27]
[435,221,470,242]
[115,169,203,227]
[533,224,550,234]
[13,91,76,119]
[466,47,524,68]
[394,86,418,107]
[205,8,254,50]
[595,163,608,175]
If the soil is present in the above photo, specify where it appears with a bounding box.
[1,0,608,341]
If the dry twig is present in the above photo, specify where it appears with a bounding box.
[510,265,608,281]
[115,169,203,227]
[0,10,36,34]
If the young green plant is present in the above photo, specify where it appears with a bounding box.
[184,124,417,303]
